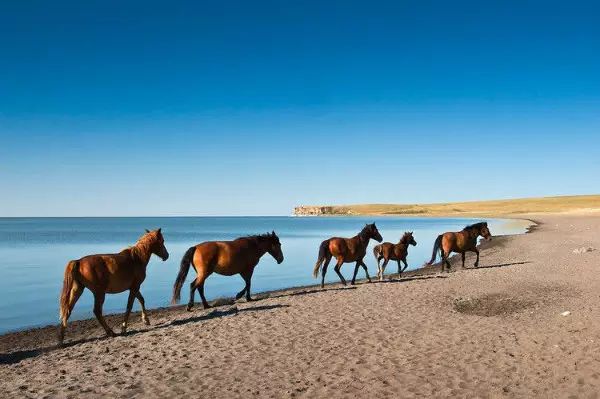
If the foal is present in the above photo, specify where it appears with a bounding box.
[373,231,417,281]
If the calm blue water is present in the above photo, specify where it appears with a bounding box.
[0,217,529,333]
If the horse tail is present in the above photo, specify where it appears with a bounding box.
[373,244,382,261]
[59,260,79,322]
[172,246,196,304]
[428,235,443,265]
[313,239,331,278]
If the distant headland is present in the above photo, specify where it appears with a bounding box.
[293,194,600,217]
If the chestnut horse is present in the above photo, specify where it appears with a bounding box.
[58,229,169,344]
[312,223,383,288]
[427,222,492,272]
[171,231,284,310]
[373,231,417,281]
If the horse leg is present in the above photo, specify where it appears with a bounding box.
[197,276,211,309]
[242,270,254,301]
[473,249,480,267]
[236,270,254,301]
[380,258,389,281]
[397,260,402,275]
[321,255,331,288]
[187,280,197,311]
[121,288,138,334]
[359,259,371,282]
[93,292,115,337]
[402,259,408,273]
[376,257,382,280]
[58,280,84,344]
[333,259,347,286]
[235,280,247,300]
[351,261,361,285]
[444,251,452,272]
[188,271,211,310]
[439,250,448,273]
[461,252,466,268]
[135,291,150,325]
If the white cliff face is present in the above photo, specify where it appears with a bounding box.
[293,206,350,216]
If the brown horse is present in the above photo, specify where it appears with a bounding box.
[58,229,169,344]
[312,223,383,288]
[373,231,417,281]
[427,222,492,272]
[171,231,284,310]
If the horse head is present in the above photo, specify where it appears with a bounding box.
[479,223,492,241]
[366,223,383,242]
[266,231,284,264]
[144,228,170,261]
[401,231,417,246]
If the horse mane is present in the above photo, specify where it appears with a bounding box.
[357,225,372,242]
[240,233,277,244]
[464,222,487,230]
[123,232,157,260]
[399,232,412,243]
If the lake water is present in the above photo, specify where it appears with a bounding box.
[0,216,530,333]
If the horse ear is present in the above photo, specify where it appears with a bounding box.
[157,228,162,234]
[271,230,276,236]
[145,229,150,233]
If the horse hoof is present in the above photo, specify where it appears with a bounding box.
[186,304,193,312]
[143,318,151,326]
[107,331,117,338]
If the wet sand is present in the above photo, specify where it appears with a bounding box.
[1,214,599,398]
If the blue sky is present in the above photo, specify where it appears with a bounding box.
[1,1,599,216]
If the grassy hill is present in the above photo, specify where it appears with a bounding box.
[294,195,600,217]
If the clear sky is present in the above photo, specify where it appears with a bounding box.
[1,1,599,216]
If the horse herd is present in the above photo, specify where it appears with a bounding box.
[58,222,493,344]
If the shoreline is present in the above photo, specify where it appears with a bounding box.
[2,214,527,336]
[0,216,536,358]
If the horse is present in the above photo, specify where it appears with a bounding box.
[171,231,284,310]
[312,223,383,288]
[373,231,417,281]
[427,222,492,272]
[58,229,169,344]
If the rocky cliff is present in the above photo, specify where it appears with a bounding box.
[293,206,351,216]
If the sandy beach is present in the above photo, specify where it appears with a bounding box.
[1,213,599,398]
